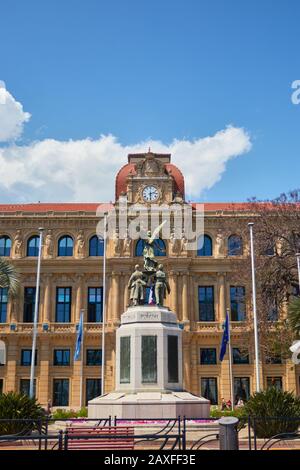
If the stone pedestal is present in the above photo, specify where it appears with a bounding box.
[88,305,210,419]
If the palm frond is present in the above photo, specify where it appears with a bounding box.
[288,297,300,336]
[0,257,20,296]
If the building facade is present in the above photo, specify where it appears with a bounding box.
[0,151,299,408]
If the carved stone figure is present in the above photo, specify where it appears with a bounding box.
[123,229,132,257]
[128,265,147,306]
[169,230,180,256]
[112,229,121,256]
[215,230,224,257]
[44,230,54,258]
[76,230,85,258]
[154,264,171,306]
[13,230,23,258]
[180,232,188,256]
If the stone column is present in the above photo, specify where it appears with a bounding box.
[218,273,226,323]
[182,274,189,322]
[123,274,129,311]
[169,271,177,313]
[177,274,182,321]
[112,272,120,322]
[189,275,195,323]
[106,274,112,322]
[39,338,50,407]
[75,275,84,322]
[5,337,18,392]
[183,335,191,392]
[43,275,52,323]
[9,296,19,323]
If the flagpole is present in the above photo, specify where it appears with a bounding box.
[227,308,234,410]
[30,227,44,399]
[101,213,108,395]
[248,222,261,392]
[80,309,84,409]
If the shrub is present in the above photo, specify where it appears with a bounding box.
[0,392,45,436]
[51,407,88,420]
[210,406,247,431]
[244,387,300,438]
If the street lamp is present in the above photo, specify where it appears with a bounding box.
[29,227,44,398]
[248,223,261,392]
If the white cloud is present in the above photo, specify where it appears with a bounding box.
[0,84,252,203]
[0,83,31,142]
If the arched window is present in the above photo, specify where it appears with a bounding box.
[89,236,104,257]
[228,235,243,256]
[135,238,166,257]
[197,235,213,257]
[58,236,74,257]
[0,340,6,365]
[0,236,11,257]
[27,236,40,257]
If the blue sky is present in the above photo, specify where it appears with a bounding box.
[0,0,300,203]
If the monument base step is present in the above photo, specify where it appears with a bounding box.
[88,391,210,419]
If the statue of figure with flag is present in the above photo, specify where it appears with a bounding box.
[154,264,170,306]
[142,221,166,272]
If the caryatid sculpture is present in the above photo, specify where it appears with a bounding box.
[128,265,147,306]
[154,264,171,306]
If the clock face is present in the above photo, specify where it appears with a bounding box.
[142,185,159,202]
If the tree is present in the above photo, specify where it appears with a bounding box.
[224,190,300,360]
[0,257,19,296]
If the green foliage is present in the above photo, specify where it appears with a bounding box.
[51,407,88,420]
[244,387,300,438]
[0,392,44,436]
[288,297,300,336]
[209,406,247,431]
[0,258,19,296]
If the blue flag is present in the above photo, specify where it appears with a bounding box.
[74,311,84,361]
[219,312,230,361]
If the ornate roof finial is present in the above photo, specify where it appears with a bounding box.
[148,147,151,153]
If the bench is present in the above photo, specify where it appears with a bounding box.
[65,426,135,450]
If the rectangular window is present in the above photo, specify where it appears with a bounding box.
[267,377,283,391]
[230,287,246,321]
[21,349,37,366]
[53,379,69,406]
[53,349,70,366]
[265,355,282,364]
[20,379,36,397]
[200,348,217,365]
[86,349,102,366]
[86,379,101,406]
[198,286,215,321]
[168,336,179,383]
[234,377,250,404]
[141,336,157,384]
[0,288,8,323]
[232,348,249,365]
[201,377,218,405]
[56,288,72,323]
[120,337,131,384]
[87,287,103,322]
[23,287,36,323]
[0,379,3,394]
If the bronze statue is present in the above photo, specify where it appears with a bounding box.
[154,264,170,306]
[128,264,147,306]
[142,221,166,272]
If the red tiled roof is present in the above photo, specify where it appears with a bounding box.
[0,203,113,213]
[115,163,136,200]
[0,201,255,213]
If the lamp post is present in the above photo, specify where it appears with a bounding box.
[101,213,108,395]
[29,227,44,398]
[248,223,261,392]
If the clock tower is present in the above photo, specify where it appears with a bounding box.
[115,151,185,205]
